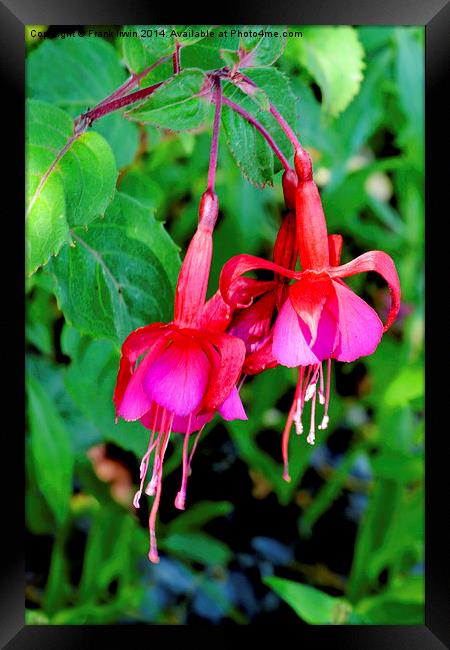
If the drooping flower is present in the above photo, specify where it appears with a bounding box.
[114,190,246,563]
[220,147,401,479]
[226,169,299,375]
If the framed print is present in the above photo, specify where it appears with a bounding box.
[1,0,448,646]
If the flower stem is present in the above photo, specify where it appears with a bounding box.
[173,42,181,73]
[95,53,173,107]
[207,77,223,193]
[240,74,303,151]
[80,81,164,125]
[221,96,291,172]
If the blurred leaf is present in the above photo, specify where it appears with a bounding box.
[161,531,232,566]
[287,27,365,117]
[264,577,354,624]
[27,373,74,526]
[356,575,424,623]
[62,328,148,457]
[300,444,366,536]
[26,100,117,275]
[394,28,424,165]
[128,69,210,130]
[384,365,424,407]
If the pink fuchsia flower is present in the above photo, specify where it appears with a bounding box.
[220,147,401,479]
[113,190,246,563]
[226,169,299,375]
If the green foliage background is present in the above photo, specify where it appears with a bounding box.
[25,25,424,624]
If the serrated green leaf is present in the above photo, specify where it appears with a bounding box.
[264,577,353,624]
[239,26,286,67]
[288,26,365,117]
[181,30,239,69]
[27,373,74,526]
[26,100,117,275]
[120,25,176,75]
[221,101,274,187]
[49,218,173,344]
[127,68,209,130]
[27,36,140,167]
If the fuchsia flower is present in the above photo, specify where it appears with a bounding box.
[113,191,246,563]
[220,147,401,479]
[226,169,299,375]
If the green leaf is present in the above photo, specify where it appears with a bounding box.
[384,365,424,407]
[238,26,286,67]
[127,69,209,130]
[394,28,424,164]
[26,100,117,275]
[264,577,353,624]
[221,101,273,187]
[27,36,140,168]
[161,531,232,566]
[49,192,175,344]
[109,191,180,287]
[120,25,176,75]
[287,26,365,117]
[181,30,239,69]
[221,67,297,184]
[27,373,74,526]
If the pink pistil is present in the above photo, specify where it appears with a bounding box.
[175,414,193,510]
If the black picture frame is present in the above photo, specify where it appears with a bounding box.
[4,0,448,646]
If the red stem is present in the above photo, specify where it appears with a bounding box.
[81,82,164,124]
[240,74,302,151]
[207,78,223,193]
[172,42,181,74]
[221,96,291,172]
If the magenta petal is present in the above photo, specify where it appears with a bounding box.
[331,280,383,362]
[218,386,247,421]
[118,352,156,421]
[272,298,319,367]
[311,305,338,360]
[143,339,210,417]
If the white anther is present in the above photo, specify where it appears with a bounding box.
[318,415,329,431]
[305,383,317,402]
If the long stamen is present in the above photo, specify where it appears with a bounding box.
[319,359,332,430]
[188,425,205,471]
[207,77,222,193]
[175,413,193,510]
[148,412,174,564]
[318,363,325,404]
[146,407,166,496]
[307,389,317,445]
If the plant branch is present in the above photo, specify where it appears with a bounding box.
[207,77,223,192]
[240,74,303,151]
[78,81,164,127]
[220,96,291,173]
